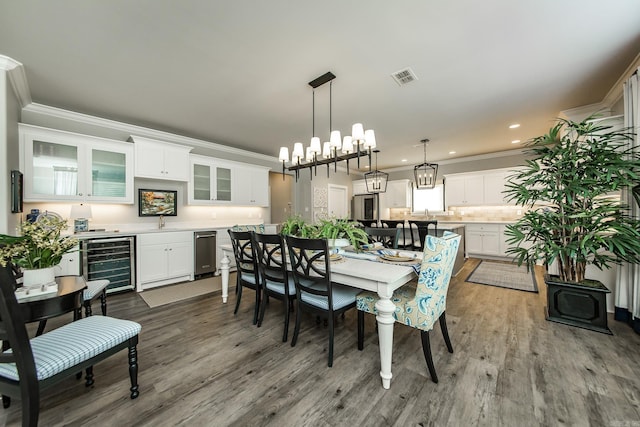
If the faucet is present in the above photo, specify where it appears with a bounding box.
[158,215,165,229]
[424,209,429,219]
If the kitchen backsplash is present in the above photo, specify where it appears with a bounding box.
[390,205,526,223]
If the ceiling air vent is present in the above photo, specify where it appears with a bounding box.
[391,67,418,86]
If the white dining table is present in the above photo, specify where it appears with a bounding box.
[219,244,417,389]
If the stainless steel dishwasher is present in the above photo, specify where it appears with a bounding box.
[194,231,217,278]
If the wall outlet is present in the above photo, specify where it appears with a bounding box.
[305,207,309,212]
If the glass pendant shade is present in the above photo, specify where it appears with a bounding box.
[305,147,314,162]
[352,123,365,143]
[330,130,342,149]
[292,142,304,159]
[322,142,331,158]
[278,147,289,162]
[310,137,321,154]
[363,129,376,149]
[341,136,354,154]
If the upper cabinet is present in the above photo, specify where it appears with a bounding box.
[20,124,134,203]
[130,136,192,181]
[445,168,517,207]
[188,155,233,205]
[188,155,270,206]
[380,179,412,209]
[233,165,270,206]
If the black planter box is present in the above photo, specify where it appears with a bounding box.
[544,274,612,335]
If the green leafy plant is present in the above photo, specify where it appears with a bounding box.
[504,115,640,283]
[280,215,369,249]
[0,217,78,269]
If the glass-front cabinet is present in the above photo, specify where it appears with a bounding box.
[20,124,134,203]
[189,155,234,205]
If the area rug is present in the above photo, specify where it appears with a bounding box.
[466,260,538,293]
[139,274,233,308]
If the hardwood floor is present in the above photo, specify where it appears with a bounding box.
[3,259,640,426]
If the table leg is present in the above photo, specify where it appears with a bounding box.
[220,250,230,304]
[375,293,396,389]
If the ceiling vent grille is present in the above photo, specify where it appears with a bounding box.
[391,67,418,86]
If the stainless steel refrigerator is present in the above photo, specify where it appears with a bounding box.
[352,194,378,221]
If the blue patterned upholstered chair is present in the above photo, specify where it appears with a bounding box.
[285,235,362,367]
[356,232,460,383]
[0,264,141,426]
[228,229,261,324]
[254,232,296,342]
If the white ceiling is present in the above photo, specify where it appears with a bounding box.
[1,1,639,170]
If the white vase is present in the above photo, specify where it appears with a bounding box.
[327,238,350,250]
[22,267,56,287]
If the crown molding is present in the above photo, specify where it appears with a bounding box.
[602,51,640,107]
[382,147,527,173]
[560,102,611,121]
[22,102,280,164]
[0,55,32,107]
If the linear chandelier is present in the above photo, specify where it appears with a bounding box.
[278,71,376,181]
[414,138,438,189]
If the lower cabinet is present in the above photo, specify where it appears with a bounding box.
[465,223,501,257]
[136,231,194,291]
[56,246,81,276]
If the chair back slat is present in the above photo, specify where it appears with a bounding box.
[228,230,259,281]
[254,233,291,295]
[408,220,438,250]
[285,235,332,299]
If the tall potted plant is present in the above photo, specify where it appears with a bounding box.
[504,115,640,333]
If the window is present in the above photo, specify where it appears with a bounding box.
[412,183,444,213]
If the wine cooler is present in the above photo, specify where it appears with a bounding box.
[82,236,135,293]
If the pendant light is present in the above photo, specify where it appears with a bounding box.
[414,138,438,189]
[364,150,388,193]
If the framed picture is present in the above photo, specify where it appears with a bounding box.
[138,189,178,217]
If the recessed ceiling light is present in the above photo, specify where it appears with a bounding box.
[449,151,456,155]
[509,123,520,129]
[401,159,407,162]
[511,139,521,144]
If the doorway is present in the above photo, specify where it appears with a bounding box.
[328,184,349,218]
[269,172,293,226]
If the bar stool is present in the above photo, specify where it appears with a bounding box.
[380,220,411,249]
[408,220,438,251]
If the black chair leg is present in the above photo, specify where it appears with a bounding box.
[252,287,260,325]
[257,289,267,328]
[357,311,365,351]
[84,301,92,317]
[439,312,453,353]
[282,297,290,342]
[327,315,335,368]
[420,330,438,383]
[100,290,107,316]
[291,301,302,347]
[85,366,95,386]
[128,341,140,399]
[234,283,243,315]
[21,387,39,427]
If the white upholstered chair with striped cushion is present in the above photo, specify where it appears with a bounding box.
[285,235,361,368]
[0,265,141,427]
[356,232,461,383]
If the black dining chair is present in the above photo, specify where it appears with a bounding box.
[285,235,362,367]
[0,264,141,426]
[254,232,296,342]
[408,220,438,251]
[228,229,261,324]
[381,220,410,249]
[364,227,400,249]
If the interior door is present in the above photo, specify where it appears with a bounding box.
[328,184,349,218]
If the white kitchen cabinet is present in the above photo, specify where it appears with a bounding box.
[484,170,511,205]
[136,231,194,290]
[465,223,501,257]
[352,179,369,195]
[131,136,192,181]
[189,155,234,205]
[233,165,270,206]
[380,179,412,209]
[445,174,484,207]
[20,124,134,203]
